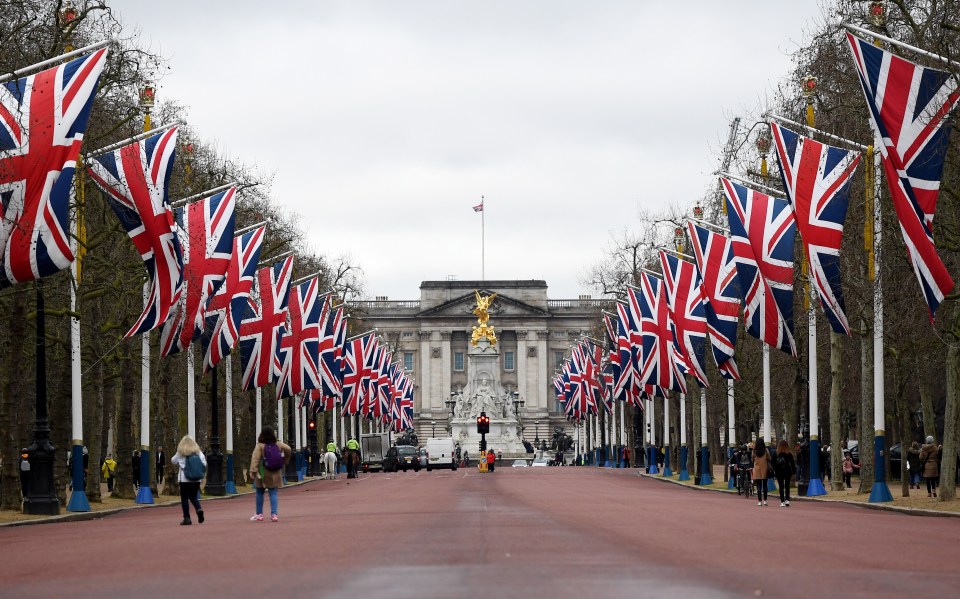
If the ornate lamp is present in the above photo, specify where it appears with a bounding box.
[673,226,685,253]
[692,203,703,220]
[60,1,78,53]
[755,128,771,179]
[801,74,817,127]
[868,1,887,27]
[139,82,155,132]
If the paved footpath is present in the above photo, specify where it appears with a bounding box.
[1,467,957,598]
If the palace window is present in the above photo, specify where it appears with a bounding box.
[454,352,464,371]
[403,352,414,371]
[504,351,515,371]
[555,351,565,370]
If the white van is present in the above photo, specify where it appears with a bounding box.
[425,437,458,472]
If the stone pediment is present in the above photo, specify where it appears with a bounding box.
[416,290,550,319]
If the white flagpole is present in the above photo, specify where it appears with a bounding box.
[619,401,625,461]
[277,397,283,442]
[187,346,196,438]
[870,138,892,502]
[67,189,89,512]
[763,344,771,444]
[679,392,689,480]
[225,355,236,494]
[699,388,712,484]
[136,281,153,504]
[727,379,735,450]
[481,198,485,281]
[662,394,670,475]
[807,283,827,495]
[255,387,262,439]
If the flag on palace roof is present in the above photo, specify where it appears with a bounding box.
[87,126,183,337]
[687,221,740,379]
[160,188,236,356]
[846,31,958,321]
[771,121,861,335]
[722,178,797,357]
[472,198,484,212]
[202,226,265,372]
[0,49,107,287]
[238,256,294,391]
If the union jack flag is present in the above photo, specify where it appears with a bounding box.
[846,32,958,321]
[238,256,294,391]
[771,122,861,335]
[276,278,323,400]
[0,49,107,287]
[687,221,741,379]
[341,333,374,415]
[635,276,687,394]
[201,226,265,373]
[316,296,344,401]
[614,301,637,401]
[87,126,182,337]
[660,251,709,387]
[160,188,236,356]
[722,177,797,356]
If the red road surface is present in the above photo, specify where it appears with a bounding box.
[1,468,957,598]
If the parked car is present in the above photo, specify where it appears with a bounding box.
[511,459,529,468]
[888,444,902,480]
[383,445,420,473]
[531,456,550,467]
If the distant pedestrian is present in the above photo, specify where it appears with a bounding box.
[19,448,30,498]
[463,451,470,468]
[101,454,117,493]
[132,450,141,490]
[486,449,496,473]
[497,449,502,464]
[324,440,338,480]
[249,426,291,522]
[170,436,206,525]
[906,442,921,489]
[752,440,771,506]
[841,451,854,488]
[622,447,630,468]
[919,436,939,497]
[773,440,796,507]
[155,446,166,487]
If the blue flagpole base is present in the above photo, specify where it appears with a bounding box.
[678,446,689,480]
[806,477,827,497]
[698,447,712,485]
[225,480,237,494]
[67,489,90,512]
[603,460,611,468]
[135,485,154,504]
[766,478,776,491]
[662,466,672,477]
[678,469,690,481]
[869,481,893,503]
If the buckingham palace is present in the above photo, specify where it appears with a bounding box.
[348,279,610,445]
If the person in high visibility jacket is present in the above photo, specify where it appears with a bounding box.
[344,438,361,478]
[346,438,360,451]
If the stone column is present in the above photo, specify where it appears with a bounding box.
[440,331,452,423]
[537,330,549,412]
[418,330,432,412]
[516,330,528,402]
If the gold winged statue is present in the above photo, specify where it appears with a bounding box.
[471,290,498,346]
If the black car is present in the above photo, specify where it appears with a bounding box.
[383,445,421,473]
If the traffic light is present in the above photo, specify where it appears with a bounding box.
[479,439,487,453]
[308,420,316,431]
[477,412,490,434]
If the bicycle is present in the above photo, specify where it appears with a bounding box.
[735,465,754,498]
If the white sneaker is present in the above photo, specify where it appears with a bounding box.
[763,501,768,506]
[779,502,785,507]
[758,501,762,506]
[785,501,790,506]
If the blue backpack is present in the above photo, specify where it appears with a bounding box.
[184,453,206,481]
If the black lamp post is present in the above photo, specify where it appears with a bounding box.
[307,415,319,476]
[204,364,225,496]
[24,281,60,515]
[285,398,298,481]
[430,420,436,438]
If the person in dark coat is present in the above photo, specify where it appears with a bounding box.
[919,436,939,497]
[906,441,922,489]
[773,440,797,507]
[155,446,166,486]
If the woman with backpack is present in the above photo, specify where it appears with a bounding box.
[170,435,206,526]
[249,426,291,522]
[752,440,771,506]
[773,440,796,507]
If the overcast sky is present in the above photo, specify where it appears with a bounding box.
[111,0,820,301]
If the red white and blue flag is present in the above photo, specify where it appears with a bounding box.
[316,296,343,401]
[87,126,182,337]
[635,276,687,394]
[771,122,861,335]
[160,188,236,356]
[201,226,265,373]
[0,49,107,287]
[341,333,374,416]
[238,256,294,391]
[276,278,323,400]
[613,301,638,401]
[723,177,797,356]
[846,32,957,321]
[687,221,741,379]
[660,251,709,387]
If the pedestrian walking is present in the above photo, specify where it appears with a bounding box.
[752,440,771,506]
[249,426,291,522]
[19,449,30,498]
[622,446,630,468]
[842,450,854,488]
[101,454,117,493]
[155,446,166,487]
[919,436,939,497]
[486,449,496,473]
[906,442,921,489]
[170,436,206,525]
[497,449,502,464]
[773,440,796,507]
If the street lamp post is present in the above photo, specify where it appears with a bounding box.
[431,420,436,438]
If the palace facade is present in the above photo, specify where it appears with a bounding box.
[348,280,610,445]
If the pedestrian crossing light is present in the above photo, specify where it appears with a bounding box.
[477,412,490,434]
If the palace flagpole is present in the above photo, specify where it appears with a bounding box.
[473,197,485,280]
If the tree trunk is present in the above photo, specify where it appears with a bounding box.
[858,318,874,494]
[898,379,910,498]
[829,330,845,492]
[86,362,106,504]
[691,390,700,476]
[919,377,936,443]
[111,350,136,499]
[0,293,26,510]
[939,343,959,501]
